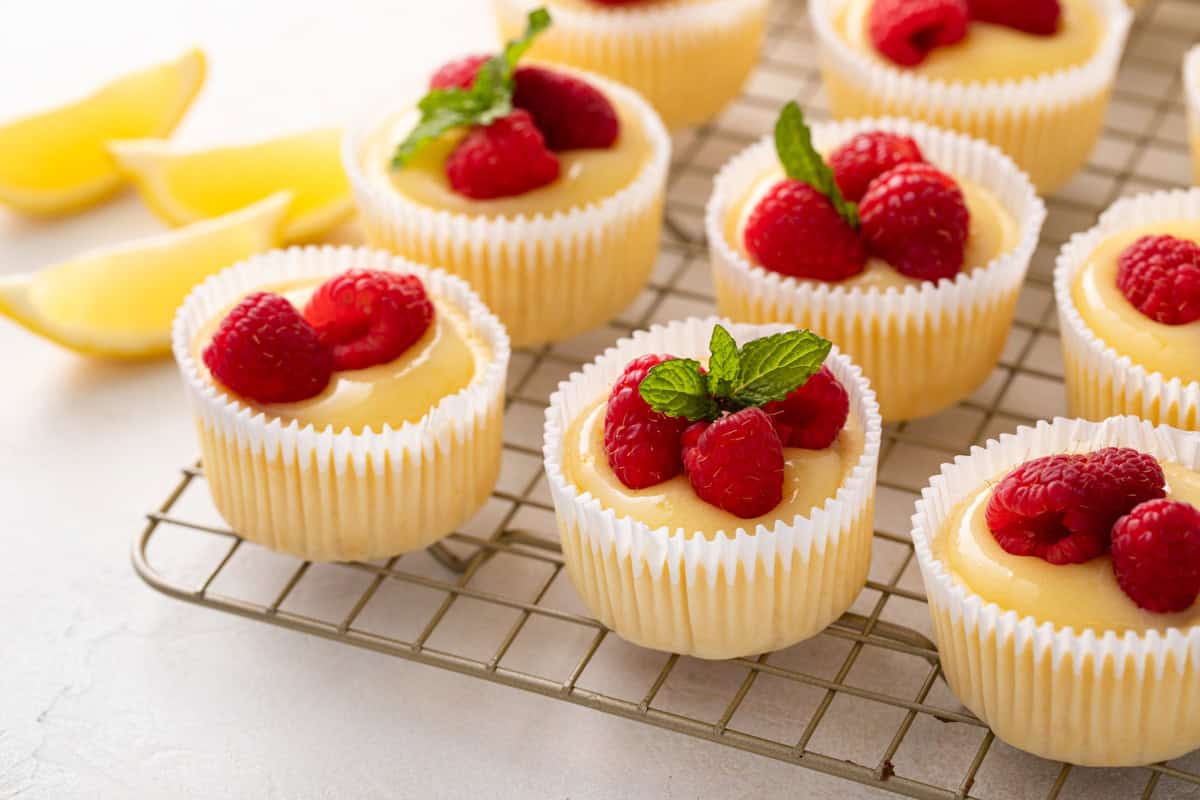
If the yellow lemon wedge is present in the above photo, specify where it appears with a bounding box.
[0,192,289,359]
[109,128,353,243]
[0,49,206,216]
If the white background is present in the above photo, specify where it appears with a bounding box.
[0,2,888,797]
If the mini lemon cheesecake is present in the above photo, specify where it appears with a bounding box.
[912,417,1200,767]
[938,461,1200,633]
[347,46,669,349]
[808,0,1132,192]
[493,0,768,130]
[173,247,509,563]
[544,317,883,659]
[1057,189,1200,431]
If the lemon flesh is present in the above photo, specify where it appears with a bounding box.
[0,193,289,359]
[0,49,206,216]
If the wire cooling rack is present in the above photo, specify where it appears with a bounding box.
[133,2,1200,797]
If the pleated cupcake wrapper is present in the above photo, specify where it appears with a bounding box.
[492,0,768,130]
[706,118,1045,422]
[1055,188,1200,430]
[343,65,670,349]
[808,0,1131,191]
[1186,46,1200,183]
[910,416,1200,766]
[543,317,883,659]
[173,245,511,561]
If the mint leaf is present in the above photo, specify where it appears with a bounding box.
[706,324,740,398]
[774,101,858,228]
[731,329,832,407]
[392,9,550,168]
[639,359,719,421]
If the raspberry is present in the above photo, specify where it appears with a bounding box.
[762,366,850,450]
[445,110,560,199]
[428,54,491,90]
[1112,499,1200,613]
[302,269,434,371]
[1115,235,1200,326]
[828,131,925,203]
[985,448,1166,565]
[604,354,691,490]
[512,66,619,151]
[967,0,1061,36]
[203,292,332,404]
[869,0,969,67]
[682,407,785,519]
[860,162,969,282]
[743,180,868,282]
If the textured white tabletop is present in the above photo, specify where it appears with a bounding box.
[0,2,887,797]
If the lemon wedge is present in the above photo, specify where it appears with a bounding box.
[109,128,353,243]
[0,193,288,359]
[0,49,206,216]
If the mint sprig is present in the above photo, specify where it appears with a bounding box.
[638,325,833,421]
[391,8,551,168]
[774,101,858,229]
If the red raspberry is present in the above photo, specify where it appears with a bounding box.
[985,448,1166,565]
[1112,499,1200,613]
[828,131,925,203]
[762,366,850,450]
[203,292,332,404]
[428,54,491,90]
[869,0,969,67]
[604,354,691,490]
[302,269,435,372]
[445,110,560,200]
[743,180,868,282]
[967,0,1061,36]
[512,66,619,151]
[682,408,785,519]
[1115,235,1200,327]
[860,162,969,282]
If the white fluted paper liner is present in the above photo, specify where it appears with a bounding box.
[492,0,768,130]
[172,246,511,562]
[808,0,1132,192]
[706,117,1045,422]
[1187,46,1200,185]
[343,65,669,349]
[543,317,882,660]
[1055,188,1200,430]
[911,416,1200,766]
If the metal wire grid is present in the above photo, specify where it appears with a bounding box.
[133,2,1200,798]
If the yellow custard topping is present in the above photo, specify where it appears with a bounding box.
[1071,221,1200,387]
[193,281,490,434]
[725,167,1018,289]
[937,461,1200,632]
[563,397,865,538]
[363,96,652,218]
[835,0,1101,83]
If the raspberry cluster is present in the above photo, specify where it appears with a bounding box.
[986,449,1200,613]
[869,0,1062,68]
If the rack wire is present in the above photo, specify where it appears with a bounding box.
[133,2,1200,797]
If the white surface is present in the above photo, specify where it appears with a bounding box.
[0,2,889,797]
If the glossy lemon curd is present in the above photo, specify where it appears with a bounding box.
[725,167,1018,289]
[193,280,490,434]
[364,98,652,218]
[937,461,1200,632]
[1072,221,1200,387]
[563,396,865,538]
[835,0,1101,82]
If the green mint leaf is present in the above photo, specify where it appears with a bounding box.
[639,359,719,421]
[731,329,832,407]
[392,8,550,168]
[774,101,859,228]
[706,324,740,398]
